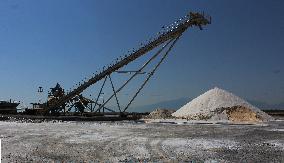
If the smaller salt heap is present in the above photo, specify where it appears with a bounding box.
[145,108,174,119]
[172,87,273,122]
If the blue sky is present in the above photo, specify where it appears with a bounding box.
[0,0,283,109]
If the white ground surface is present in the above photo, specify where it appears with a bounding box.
[0,119,284,162]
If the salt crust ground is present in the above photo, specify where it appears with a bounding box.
[0,119,284,162]
[143,118,269,125]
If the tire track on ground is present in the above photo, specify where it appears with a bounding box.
[145,138,171,161]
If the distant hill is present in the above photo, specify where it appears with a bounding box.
[130,97,190,112]
[248,100,284,110]
[128,97,284,113]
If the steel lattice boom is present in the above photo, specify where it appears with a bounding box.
[47,12,211,113]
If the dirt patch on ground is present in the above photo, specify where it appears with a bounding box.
[145,109,175,119]
[222,105,263,123]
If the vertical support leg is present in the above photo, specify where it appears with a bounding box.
[123,36,181,112]
[93,77,107,112]
[95,39,174,112]
[108,75,122,112]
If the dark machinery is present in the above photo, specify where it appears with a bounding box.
[30,12,211,116]
[0,100,19,114]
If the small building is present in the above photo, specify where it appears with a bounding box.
[0,100,19,114]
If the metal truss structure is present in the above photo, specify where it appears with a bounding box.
[44,12,211,115]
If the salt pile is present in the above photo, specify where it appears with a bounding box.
[172,87,273,122]
[145,108,174,119]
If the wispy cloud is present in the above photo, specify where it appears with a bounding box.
[272,69,281,74]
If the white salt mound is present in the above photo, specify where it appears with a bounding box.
[172,87,273,122]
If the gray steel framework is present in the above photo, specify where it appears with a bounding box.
[46,12,211,114]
